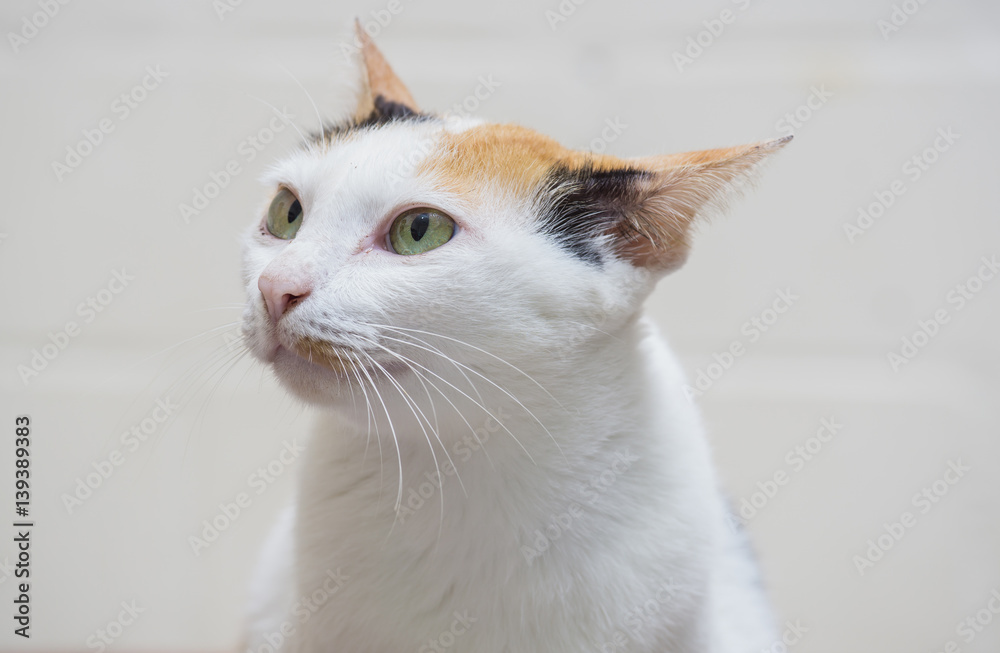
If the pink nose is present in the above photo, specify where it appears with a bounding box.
[258,270,313,323]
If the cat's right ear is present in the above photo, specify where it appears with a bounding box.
[351,20,420,123]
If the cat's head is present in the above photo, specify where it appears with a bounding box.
[240,25,789,408]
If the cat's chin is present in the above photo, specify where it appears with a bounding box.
[268,344,407,405]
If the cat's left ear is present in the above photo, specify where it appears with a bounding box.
[551,136,791,272]
[351,20,420,123]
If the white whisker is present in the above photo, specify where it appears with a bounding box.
[248,94,310,148]
[375,331,565,463]
[347,351,385,509]
[373,324,562,409]
[356,337,469,495]
[358,338,495,474]
[357,335,535,465]
[276,62,325,139]
[357,349,451,540]
[349,351,402,518]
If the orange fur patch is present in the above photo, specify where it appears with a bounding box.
[419,123,630,199]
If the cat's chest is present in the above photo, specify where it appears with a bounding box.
[293,522,697,653]
[290,453,710,653]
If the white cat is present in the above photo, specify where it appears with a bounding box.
[241,24,790,653]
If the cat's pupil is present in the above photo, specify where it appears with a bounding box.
[288,200,302,224]
[410,214,429,241]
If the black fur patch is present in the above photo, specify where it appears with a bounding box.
[537,164,650,265]
[315,94,433,143]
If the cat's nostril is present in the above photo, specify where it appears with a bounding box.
[282,292,308,313]
[258,273,312,323]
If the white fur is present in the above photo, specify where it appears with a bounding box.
[239,120,777,652]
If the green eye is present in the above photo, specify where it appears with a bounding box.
[266,188,303,239]
[388,208,456,255]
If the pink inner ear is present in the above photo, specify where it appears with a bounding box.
[616,137,793,270]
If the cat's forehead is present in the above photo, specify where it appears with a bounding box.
[265,116,489,195]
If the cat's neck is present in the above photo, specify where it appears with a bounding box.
[296,315,714,543]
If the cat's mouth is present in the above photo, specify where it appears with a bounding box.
[288,337,354,373]
[272,336,406,380]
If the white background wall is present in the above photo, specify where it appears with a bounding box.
[1,0,998,651]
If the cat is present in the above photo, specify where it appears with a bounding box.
[240,22,790,653]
